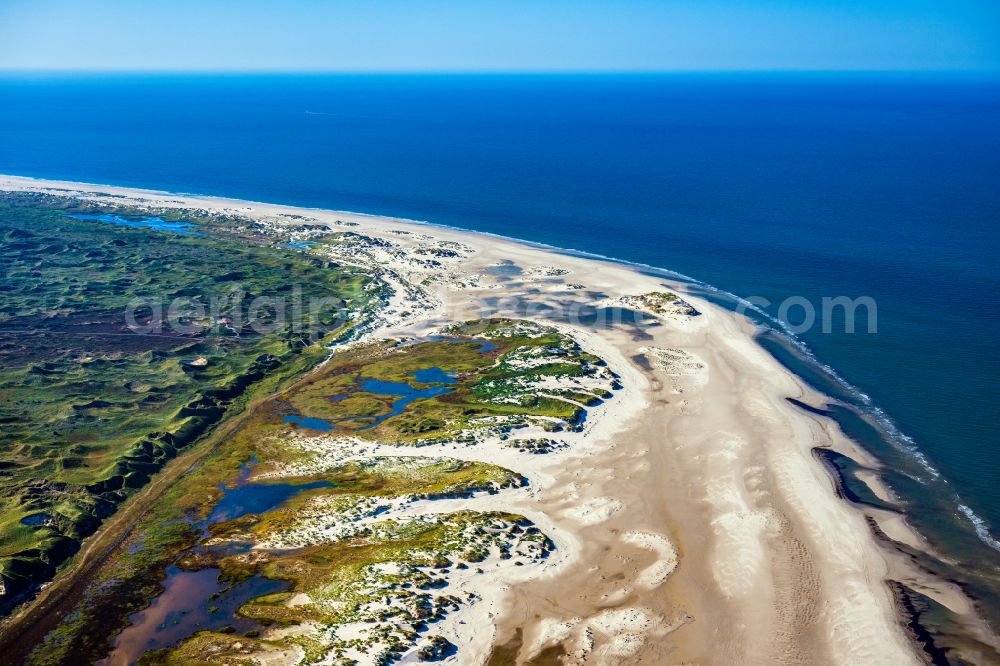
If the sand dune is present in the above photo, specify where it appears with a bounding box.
[0,174,933,664]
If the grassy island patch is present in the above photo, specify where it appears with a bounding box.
[265,318,616,448]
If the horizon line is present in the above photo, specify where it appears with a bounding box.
[0,67,997,77]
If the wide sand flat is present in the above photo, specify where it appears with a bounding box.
[0,174,923,664]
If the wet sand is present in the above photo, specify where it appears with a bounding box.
[0,174,967,664]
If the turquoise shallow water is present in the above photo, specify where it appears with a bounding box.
[1,72,998,626]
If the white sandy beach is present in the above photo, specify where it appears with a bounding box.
[0,174,942,664]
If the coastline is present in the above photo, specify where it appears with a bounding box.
[0,174,985,663]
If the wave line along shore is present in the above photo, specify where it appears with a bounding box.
[0,174,984,664]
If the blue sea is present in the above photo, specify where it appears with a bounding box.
[1,72,998,622]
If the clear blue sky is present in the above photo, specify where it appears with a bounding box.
[1,0,998,72]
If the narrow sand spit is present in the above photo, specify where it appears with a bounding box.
[0,174,951,664]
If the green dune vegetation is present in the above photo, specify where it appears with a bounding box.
[0,192,378,618]
[0,188,620,664]
[24,317,614,665]
[149,510,544,665]
[268,318,614,447]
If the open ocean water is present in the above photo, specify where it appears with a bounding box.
[1,72,998,638]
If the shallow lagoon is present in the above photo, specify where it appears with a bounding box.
[103,459,330,663]
[68,213,201,235]
[208,479,332,524]
[279,240,316,250]
[103,567,286,665]
[284,366,458,432]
